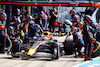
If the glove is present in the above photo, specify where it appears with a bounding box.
[21,30,25,36]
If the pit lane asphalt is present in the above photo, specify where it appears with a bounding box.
[0,53,85,67]
[0,35,96,67]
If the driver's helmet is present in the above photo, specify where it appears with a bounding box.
[70,9,76,16]
[43,30,53,38]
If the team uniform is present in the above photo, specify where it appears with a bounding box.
[28,16,43,38]
[83,15,95,61]
[0,13,7,53]
[70,9,81,27]
[72,27,84,58]
[28,21,43,37]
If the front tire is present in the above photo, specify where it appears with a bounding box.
[52,45,60,59]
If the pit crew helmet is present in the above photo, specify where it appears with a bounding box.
[42,37,48,41]
[0,12,7,21]
[70,9,76,16]
[28,15,33,20]
[83,15,93,25]
[16,8,20,15]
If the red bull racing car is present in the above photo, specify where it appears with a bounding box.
[21,31,64,60]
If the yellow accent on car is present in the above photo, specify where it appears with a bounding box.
[43,31,50,36]
[27,48,36,55]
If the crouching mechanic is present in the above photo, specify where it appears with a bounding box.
[0,12,8,53]
[72,27,84,58]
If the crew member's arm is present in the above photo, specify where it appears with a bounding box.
[52,12,58,18]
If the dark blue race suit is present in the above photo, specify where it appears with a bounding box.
[0,21,6,52]
[28,22,43,37]
[83,23,93,58]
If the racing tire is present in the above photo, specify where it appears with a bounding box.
[52,45,60,59]
[55,46,60,59]
[63,38,73,55]
[12,42,21,52]
[11,40,23,58]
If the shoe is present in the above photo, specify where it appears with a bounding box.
[74,53,85,58]
[74,55,78,58]
[84,57,92,61]
[74,54,82,58]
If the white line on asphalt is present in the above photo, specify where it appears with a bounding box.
[73,57,100,67]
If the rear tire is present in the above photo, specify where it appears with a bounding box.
[11,41,22,58]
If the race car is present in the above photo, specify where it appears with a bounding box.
[21,32,64,60]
